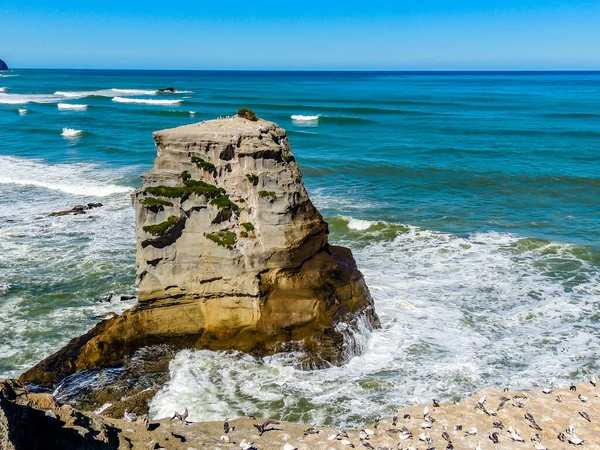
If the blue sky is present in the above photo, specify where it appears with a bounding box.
[1,1,599,70]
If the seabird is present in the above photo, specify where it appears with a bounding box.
[566,424,575,435]
[399,430,413,441]
[446,444,454,450]
[489,431,499,444]
[578,394,588,402]
[423,405,429,418]
[478,395,486,406]
[579,411,591,422]
[497,399,506,411]
[531,433,541,443]
[403,413,411,419]
[340,439,354,447]
[220,435,231,442]
[123,409,137,422]
[534,444,547,450]
[283,444,297,450]
[303,427,320,435]
[557,432,567,442]
[253,419,280,436]
[512,400,525,408]
[245,413,257,420]
[556,394,564,402]
[591,374,597,387]
[454,425,463,431]
[568,436,584,445]
[363,442,375,450]
[420,420,433,429]
[392,415,398,426]
[525,412,542,431]
[359,430,369,441]
[570,384,577,391]
[240,440,257,450]
[170,408,188,423]
[432,399,440,407]
[465,427,478,436]
[224,418,234,434]
[507,426,524,442]
[441,431,451,442]
[374,416,381,428]
[492,420,504,430]
[541,388,553,394]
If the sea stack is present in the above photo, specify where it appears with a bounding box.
[0,59,8,71]
[20,113,379,386]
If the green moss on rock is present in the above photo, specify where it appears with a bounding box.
[143,216,179,236]
[146,186,187,198]
[210,195,239,211]
[258,190,276,199]
[240,231,248,238]
[241,222,254,232]
[237,108,258,121]
[180,171,192,181]
[191,156,216,172]
[204,231,237,250]
[246,173,259,185]
[141,197,174,207]
[184,179,226,197]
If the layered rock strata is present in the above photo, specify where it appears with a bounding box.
[21,114,379,387]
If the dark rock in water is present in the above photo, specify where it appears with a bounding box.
[157,87,175,93]
[49,202,103,217]
[120,295,136,301]
[0,59,8,71]
[98,293,113,303]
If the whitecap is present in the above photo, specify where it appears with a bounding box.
[189,111,196,116]
[347,217,377,231]
[112,96,183,106]
[17,108,27,115]
[58,103,88,111]
[61,128,83,138]
[0,93,59,105]
[0,155,133,197]
[291,114,320,122]
[0,87,8,92]
[110,88,157,95]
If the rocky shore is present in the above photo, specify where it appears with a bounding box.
[2,378,598,449]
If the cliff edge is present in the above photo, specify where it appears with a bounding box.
[20,113,379,387]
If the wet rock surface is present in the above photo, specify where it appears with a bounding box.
[49,202,103,216]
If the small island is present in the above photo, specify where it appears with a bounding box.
[0,59,8,71]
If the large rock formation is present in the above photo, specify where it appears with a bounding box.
[20,114,378,387]
[0,59,8,71]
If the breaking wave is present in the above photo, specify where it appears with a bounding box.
[0,155,133,197]
[112,96,183,105]
[58,103,88,111]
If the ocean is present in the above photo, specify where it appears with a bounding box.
[1,70,599,427]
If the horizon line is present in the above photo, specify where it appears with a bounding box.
[6,68,600,73]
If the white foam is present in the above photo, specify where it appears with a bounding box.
[0,87,8,92]
[112,96,183,105]
[347,217,377,231]
[189,111,196,116]
[0,155,133,197]
[150,217,600,427]
[54,88,158,98]
[18,108,27,115]
[111,88,157,95]
[61,128,83,138]
[291,114,320,121]
[58,103,88,111]
[0,93,59,105]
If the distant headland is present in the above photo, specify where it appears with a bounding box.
[0,59,8,71]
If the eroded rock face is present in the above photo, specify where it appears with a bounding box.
[20,115,379,387]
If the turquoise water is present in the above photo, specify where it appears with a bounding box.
[1,70,599,426]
